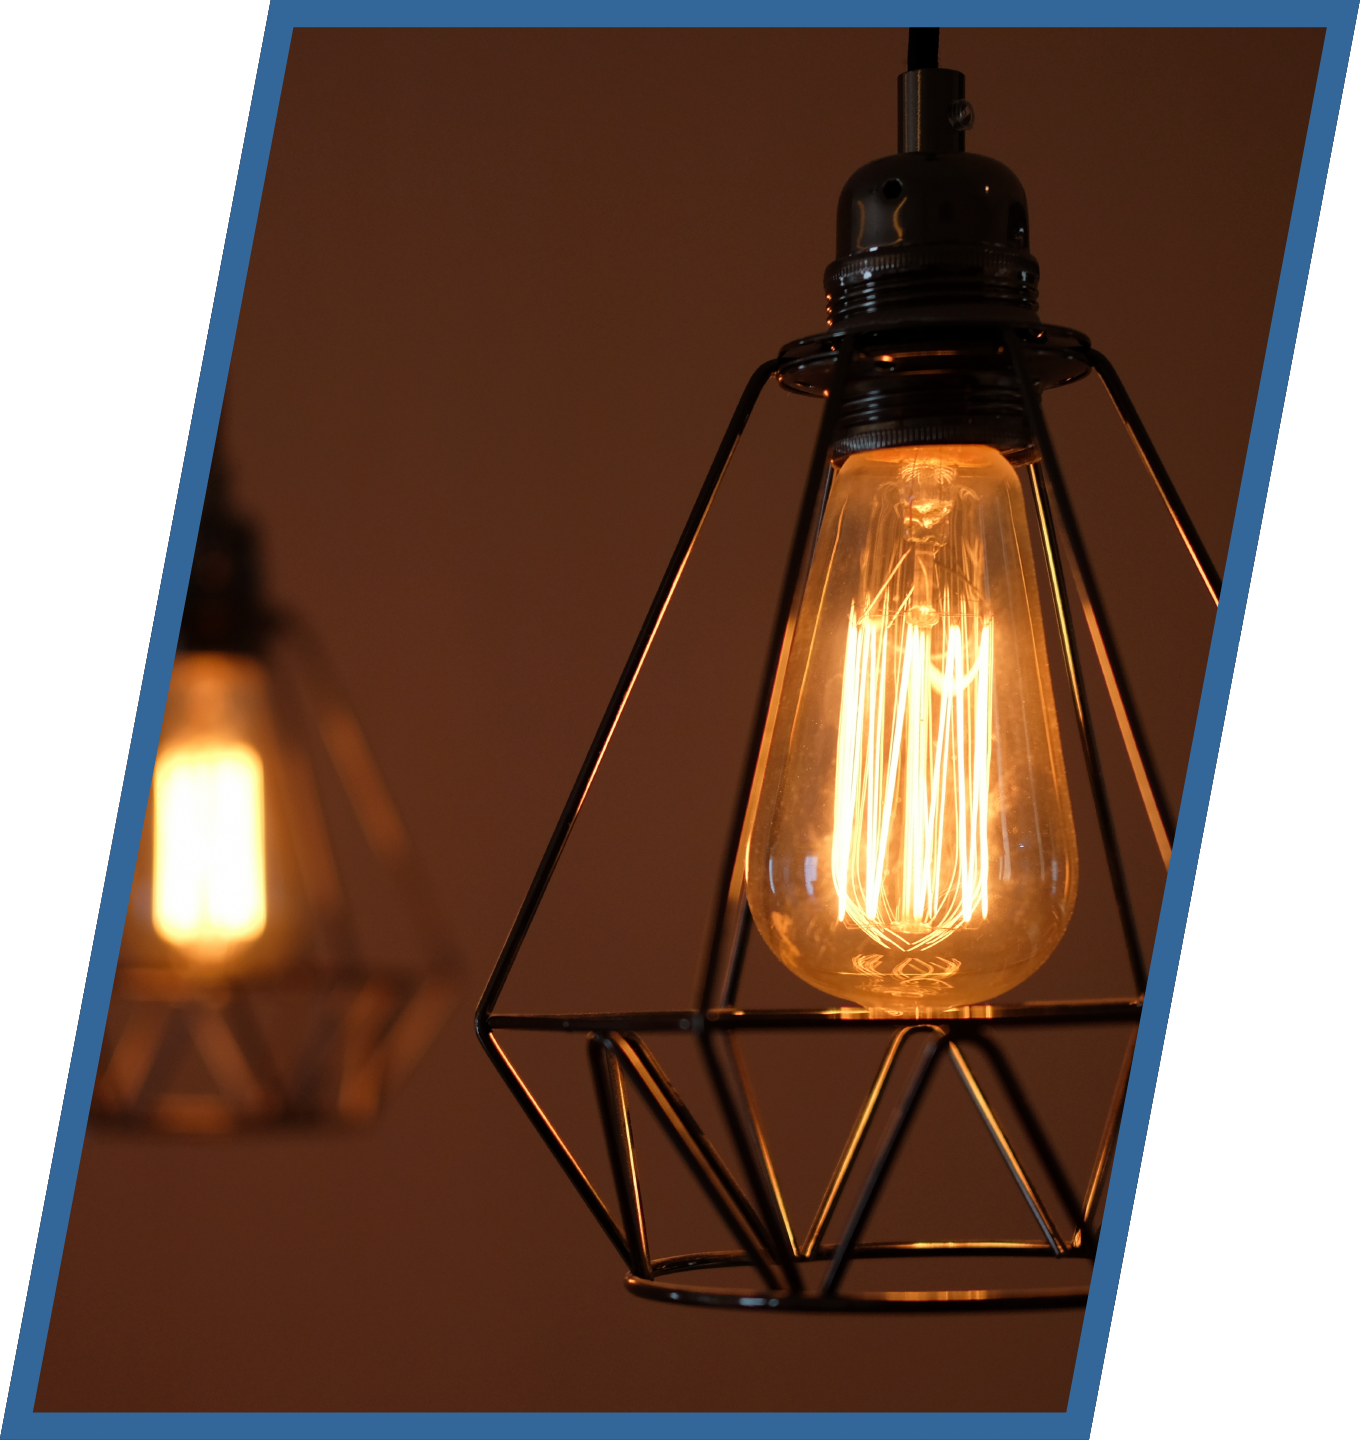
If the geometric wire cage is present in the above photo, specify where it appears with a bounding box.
[476,36,1219,1309]
[94,454,457,1133]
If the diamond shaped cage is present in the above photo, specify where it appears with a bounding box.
[475,326,1216,1311]
[476,34,1219,1310]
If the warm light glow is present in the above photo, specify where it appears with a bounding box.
[831,612,993,947]
[747,444,1076,1012]
[121,651,311,978]
[152,741,267,953]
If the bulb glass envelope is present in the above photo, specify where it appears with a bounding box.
[475,316,1218,1311]
[98,622,456,1133]
[749,443,1079,1012]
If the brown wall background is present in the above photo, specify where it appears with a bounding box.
[38,28,1320,1414]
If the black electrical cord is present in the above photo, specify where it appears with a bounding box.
[906,27,940,71]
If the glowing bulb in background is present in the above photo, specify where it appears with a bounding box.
[152,741,266,953]
[748,444,1077,1012]
[121,651,310,976]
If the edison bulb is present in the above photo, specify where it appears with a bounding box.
[747,444,1076,1012]
[121,651,311,976]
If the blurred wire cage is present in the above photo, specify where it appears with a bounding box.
[476,32,1218,1310]
[94,448,457,1134]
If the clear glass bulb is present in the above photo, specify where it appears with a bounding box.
[121,652,311,975]
[747,444,1077,1011]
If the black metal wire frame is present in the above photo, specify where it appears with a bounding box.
[474,357,784,1257]
[1078,347,1223,604]
[476,324,1218,1309]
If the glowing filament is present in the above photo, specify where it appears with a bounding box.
[832,607,993,952]
[152,742,267,952]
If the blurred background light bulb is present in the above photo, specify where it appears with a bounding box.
[152,739,266,951]
[121,651,311,976]
[748,444,1077,1011]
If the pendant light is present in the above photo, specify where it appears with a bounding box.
[477,31,1216,1309]
[96,442,457,1132]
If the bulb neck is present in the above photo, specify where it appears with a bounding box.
[777,321,1090,465]
[831,350,1036,462]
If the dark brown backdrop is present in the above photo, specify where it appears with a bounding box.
[38,28,1320,1413]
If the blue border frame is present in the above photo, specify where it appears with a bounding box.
[6,4,1355,1436]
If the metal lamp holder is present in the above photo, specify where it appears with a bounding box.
[476,33,1219,1311]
